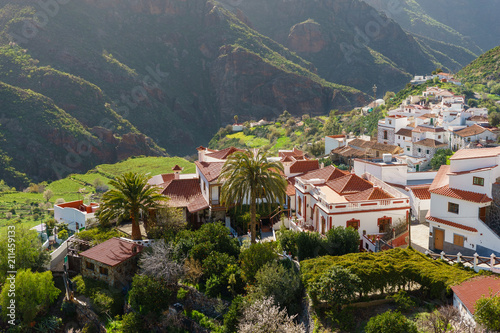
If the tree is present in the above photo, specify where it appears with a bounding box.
[128,274,173,315]
[147,206,186,241]
[220,149,286,244]
[311,266,360,311]
[383,91,395,103]
[324,226,360,256]
[365,310,418,333]
[138,240,184,285]
[234,115,238,124]
[417,305,460,333]
[0,269,60,325]
[323,110,342,136]
[238,297,305,333]
[475,294,500,331]
[0,226,50,281]
[239,242,278,283]
[58,229,68,241]
[43,189,53,202]
[250,261,303,315]
[97,172,166,240]
[430,149,453,170]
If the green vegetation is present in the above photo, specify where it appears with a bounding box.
[430,149,453,170]
[475,294,500,331]
[457,46,500,84]
[365,310,418,333]
[72,275,124,317]
[301,248,479,300]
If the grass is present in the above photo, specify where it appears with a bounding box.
[0,156,195,230]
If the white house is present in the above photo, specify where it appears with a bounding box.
[54,200,99,232]
[377,115,409,145]
[451,276,500,327]
[427,147,500,256]
[294,166,410,239]
[450,124,498,150]
[325,135,347,155]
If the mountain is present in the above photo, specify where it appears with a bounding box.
[220,0,441,93]
[362,0,500,72]
[457,46,500,84]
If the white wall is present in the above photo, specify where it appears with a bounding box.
[353,160,407,186]
[54,206,87,232]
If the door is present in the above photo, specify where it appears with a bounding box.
[434,229,444,251]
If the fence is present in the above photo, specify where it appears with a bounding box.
[425,251,500,273]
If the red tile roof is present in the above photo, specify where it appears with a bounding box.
[161,178,208,213]
[412,126,445,133]
[449,147,500,160]
[408,185,431,200]
[79,238,143,267]
[282,155,293,162]
[286,178,296,197]
[205,147,244,160]
[454,124,490,137]
[289,159,319,174]
[448,165,497,175]
[172,165,183,171]
[429,165,450,191]
[413,138,447,148]
[279,148,304,159]
[195,161,225,182]
[326,174,373,195]
[430,185,492,203]
[395,128,412,137]
[426,215,478,232]
[452,276,500,314]
[345,187,393,202]
[300,165,348,181]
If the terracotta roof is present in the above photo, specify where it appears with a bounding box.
[148,173,177,187]
[79,238,143,267]
[413,138,447,148]
[326,174,373,195]
[195,161,225,182]
[395,128,413,137]
[279,148,304,159]
[289,159,319,174]
[331,146,369,158]
[282,155,293,162]
[454,124,490,138]
[300,165,349,181]
[426,215,478,232]
[448,165,497,175]
[412,125,446,133]
[172,165,183,171]
[205,147,244,160]
[429,165,450,191]
[344,187,393,201]
[430,185,492,203]
[469,116,489,122]
[451,276,500,314]
[408,185,431,200]
[161,178,208,213]
[286,178,296,197]
[450,147,500,160]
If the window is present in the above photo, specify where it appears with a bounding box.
[298,196,302,215]
[384,131,388,140]
[426,150,430,154]
[453,234,464,247]
[99,267,108,276]
[473,177,484,186]
[418,148,421,153]
[389,120,392,125]
[438,135,441,139]
[407,147,410,151]
[86,261,94,271]
[479,207,487,222]
[378,217,392,233]
[346,219,360,230]
[398,136,400,139]
[448,202,459,214]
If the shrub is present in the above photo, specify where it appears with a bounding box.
[121,312,145,333]
[388,290,415,313]
[276,227,298,257]
[223,296,244,333]
[249,261,303,315]
[71,275,123,316]
[365,310,418,333]
[324,226,359,256]
[310,266,360,310]
[475,294,500,331]
[177,288,188,300]
[128,275,174,315]
[202,252,237,279]
[0,269,60,325]
[240,242,278,283]
[296,231,325,260]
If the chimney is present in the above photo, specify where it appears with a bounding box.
[172,165,183,179]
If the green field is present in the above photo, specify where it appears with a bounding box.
[0,156,195,230]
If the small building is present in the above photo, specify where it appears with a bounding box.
[79,238,143,288]
[451,276,500,327]
[54,200,99,232]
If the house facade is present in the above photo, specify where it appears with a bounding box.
[427,147,500,256]
[79,238,143,288]
[294,166,410,237]
[54,200,99,232]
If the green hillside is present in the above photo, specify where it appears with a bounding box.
[0,156,195,229]
[457,46,500,84]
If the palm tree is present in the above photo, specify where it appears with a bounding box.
[98,172,166,240]
[220,149,286,244]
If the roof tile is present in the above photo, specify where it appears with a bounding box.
[79,238,143,267]
[430,185,492,203]
[426,215,478,232]
[451,276,500,314]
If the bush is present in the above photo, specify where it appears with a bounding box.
[0,269,60,325]
[475,294,500,331]
[310,266,360,310]
[324,226,359,256]
[202,252,237,278]
[61,300,77,318]
[177,287,188,300]
[223,296,244,333]
[121,312,145,333]
[276,227,298,257]
[240,242,278,283]
[128,275,174,315]
[388,290,415,313]
[365,310,418,333]
[249,261,303,315]
[296,232,325,260]
[71,275,123,316]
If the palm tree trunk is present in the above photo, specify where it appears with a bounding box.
[250,192,257,244]
[131,211,142,240]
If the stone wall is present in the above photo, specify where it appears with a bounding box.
[487,183,500,236]
[81,256,139,288]
[377,127,395,145]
